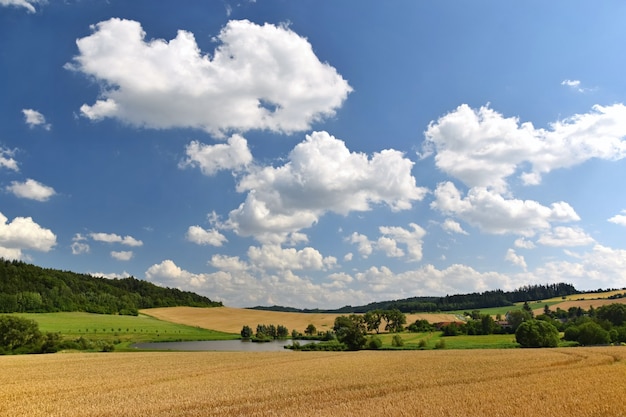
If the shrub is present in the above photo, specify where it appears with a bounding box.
[434,339,446,349]
[515,319,559,348]
[391,335,404,347]
[367,336,383,350]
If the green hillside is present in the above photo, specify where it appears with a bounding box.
[0,259,221,315]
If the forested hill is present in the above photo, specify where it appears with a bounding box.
[251,283,579,314]
[0,259,222,315]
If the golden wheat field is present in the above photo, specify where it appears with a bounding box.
[141,306,461,334]
[2,347,625,417]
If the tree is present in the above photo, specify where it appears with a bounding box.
[383,309,406,333]
[304,323,317,336]
[596,303,626,327]
[575,322,610,346]
[363,310,383,333]
[0,315,43,354]
[240,325,253,340]
[515,319,559,348]
[507,309,533,332]
[333,315,367,350]
[276,325,289,339]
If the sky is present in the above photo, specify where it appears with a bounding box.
[2,0,626,309]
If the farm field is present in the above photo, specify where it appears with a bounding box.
[14,312,237,344]
[1,347,625,416]
[141,306,463,334]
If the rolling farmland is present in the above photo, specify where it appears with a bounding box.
[1,347,625,416]
[141,306,462,334]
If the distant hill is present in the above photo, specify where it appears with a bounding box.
[0,259,222,315]
[251,283,581,314]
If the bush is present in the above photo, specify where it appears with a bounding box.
[434,339,446,349]
[515,319,559,348]
[391,335,404,347]
[418,339,427,349]
[367,336,383,350]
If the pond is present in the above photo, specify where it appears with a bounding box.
[132,339,317,352]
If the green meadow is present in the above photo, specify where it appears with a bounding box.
[378,331,519,350]
[14,312,238,349]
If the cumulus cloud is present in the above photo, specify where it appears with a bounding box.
[378,223,426,261]
[505,248,527,270]
[186,225,227,246]
[6,179,56,201]
[432,181,580,236]
[537,226,595,247]
[0,212,56,259]
[608,210,626,227]
[348,223,426,262]
[0,0,44,13]
[67,18,351,136]
[349,232,373,258]
[89,232,143,246]
[0,147,19,171]
[179,135,253,175]
[424,104,626,191]
[227,131,427,243]
[247,244,336,271]
[71,233,90,255]
[441,218,468,235]
[514,238,535,249]
[145,260,208,289]
[111,250,133,261]
[22,109,51,130]
[532,244,626,290]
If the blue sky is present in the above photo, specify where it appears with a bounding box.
[2,0,626,308]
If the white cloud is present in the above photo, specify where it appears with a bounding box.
[71,233,90,255]
[247,244,336,271]
[228,131,427,243]
[145,260,207,289]
[111,250,133,261]
[537,226,595,247]
[441,218,468,235]
[89,232,143,247]
[186,226,227,247]
[514,238,535,249]
[179,134,253,175]
[608,211,626,227]
[0,212,56,259]
[378,223,426,262]
[67,18,351,136]
[348,223,426,262]
[432,181,580,236]
[0,147,19,171]
[22,109,51,130]
[0,0,44,13]
[424,104,626,191]
[561,79,592,93]
[6,178,56,201]
[532,244,626,290]
[505,248,527,270]
[89,271,131,280]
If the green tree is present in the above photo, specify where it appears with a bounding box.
[507,309,533,332]
[276,325,289,339]
[304,323,317,336]
[0,315,43,354]
[363,310,383,333]
[596,303,626,326]
[383,309,406,333]
[515,319,559,348]
[240,325,253,340]
[333,315,367,350]
[575,322,610,346]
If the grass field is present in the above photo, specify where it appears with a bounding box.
[15,312,238,346]
[378,331,519,349]
[1,347,624,416]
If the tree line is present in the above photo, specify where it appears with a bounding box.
[0,259,222,315]
[251,283,579,314]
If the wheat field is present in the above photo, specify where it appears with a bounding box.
[2,347,625,416]
[141,306,462,334]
